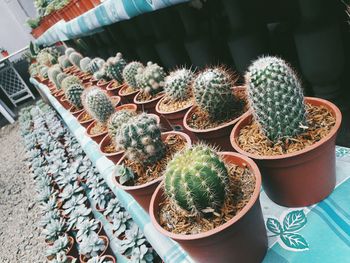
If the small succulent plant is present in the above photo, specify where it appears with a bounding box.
[58,55,72,69]
[80,57,92,72]
[40,209,60,228]
[65,48,75,57]
[65,83,84,109]
[48,66,62,88]
[59,182,84,202]
[119,224,151,259]
[79,233,106,258]
[62,194,87,216]
[69,52,83,68]
[46,234,70,259]
[164,144,230,214]
[89,184,112,210]
[116,113,165,165]
[76,218,100,242]
[246,56,307,142]
[131,245,155,263]
[41,196,59,214]
[56,73,69,90]
[164,68,194,101]
[135,62,166,96]
[42,218,67,243]
[107,110,136,142]
[112,211,132,237]
[40,66,49,79]
[105,53,127,84]
[87,58,105,74]
[49,251,77,263]
[37,186,57,203]
[67,205,91,231]
[87,256,114,263]
[122,61,144,90]
[103,198,123,221]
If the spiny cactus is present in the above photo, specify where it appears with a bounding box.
[56,73,69,90]
[65,47,75,57]
[48,66,62,87]
[80,57,92,73]
[37,51,56,67]
[107,110,137,141]
[246,56,307,142]
[61,75,81,91]
[135,62,166,96]
[40,66,49,79]
[164,145,229,214]
[87,58,105,74]
[58,55,72,69]
[105,53,127,84]
[69,52,83,68]
[193,67,239,121]
[83,87,115,124]
[122,61,144,90]
[65,84,84,109]
[116,113,165,165]
[164,68,194,101]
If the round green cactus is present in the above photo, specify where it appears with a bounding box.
[65,84,84,109]
[58,55,72,69]
[164,145,229,213]
[69,52,83,68]
[193,68,239,120]
[47,66,62,87]
[80,57,92,73]
[105,53,127,84]
[107,110,137,141]
[116,113,165,165]
[135,62,166,96]
[87,58,105,74]
[61,75,81,91]
[65,47,75,57]
[122,61,144,89]
[39,66,49,79]
[164,68,194,101]
[246,56,307,142]
[83,87,115,124]
[56,73,69,90]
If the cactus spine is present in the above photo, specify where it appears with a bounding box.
[58,55,72,69]
[107,110,137,142]
[40,66,49,79]
[164,145,229,213]
[116,113,165,165]
[80,57,91,73]
[56,73,69,90]
[69,52,83,68]
[164,68,194,101]
[61,75,81,92]
[65,48,75,57]
[246,56,307,142]
[83,87,115,125]
[87,58,105,74]
[105,53,127,84]
[65,84,84,109]
[135,62,166,96]
[193,68,239,121]
[122,61,144,90]
[47,66,62,87]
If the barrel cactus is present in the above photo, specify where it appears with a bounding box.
[116,113,165,165]
[87,58,105,74]
[164,145,229,214]
[164,68,194,101]
[246,56,307,142]
[107,110,137,141]
[80,57,92,73]
[56,73,69,90]
[37,51,56,67]
[65,47,75,57]
[69,52,83,68]
[105,53,127,84]
[40,66,49,79]
[193,68,239,120]
[135,62,166,96]
[83,88,115,124]
[65,84,84,109]
[58,55,72,69]
[47,66,62,87]
[122,61,144,90]
[61,75,81,91]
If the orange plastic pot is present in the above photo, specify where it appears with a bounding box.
[86,120,107,144]
[106,81,124,96]
[118,85,140,104]
[69,106,84,117]
[150,152,267,263]
[113,131,191,211]
[60,96,71,110]
[77,110,94,128]
[230,97,342,207]
[97,79,112,90]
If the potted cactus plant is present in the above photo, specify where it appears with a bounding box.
[118,61,144,103]
[83,87,118,143]
[112,113,192,210]
[230,56,342,207]
[150,145,267,263]
[77,110,94,129]
[64,84,85,117]
[183,67,247,151]
[104,53,127,89]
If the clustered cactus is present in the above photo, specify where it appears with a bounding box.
[107,110,137,142]
[193,67,239,121]
[164,68,194,101]
[65,84,84,109]
[116,113,165,165]
[246,56,307,142]
[136,62,166,96]
[164,145,229,214]
[83,88,115,124]
[122,61,144,90]
[105,53,127,84]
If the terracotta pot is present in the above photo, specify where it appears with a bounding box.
[86,120,108,144]
[156,95,197,141]
[76,221,104,244]
[115,103,138,112]
[110,96,121,107]
[100,255,116,263]
[60,96,71,110]
[112,131,191,211]
[150,152,267,263]
[97,79,113,90]
[47,236,75,260]
[184,87,247,151]
[69,106,84,117]
[118,85,140,104]
[77,110,94,128]
[79,235,109,263]
[106,81,124,96]
[64,66,74,74]
[53,90,64,100]
[82,75,93,84]
[230,97,342,207]
[89,78,99,86]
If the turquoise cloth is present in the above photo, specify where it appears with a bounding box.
[35,0,190,46]
[31,77,350,262]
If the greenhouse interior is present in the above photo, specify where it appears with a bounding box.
[0,0,349,262]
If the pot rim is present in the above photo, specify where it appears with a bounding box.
[77,110,94,124]
[97,79,113,87]
[115,103,138,112]
[69,106,84,115]
[113,131,192,191]
[149,151,262,240]
[155,95,194,115]
[86,120,108,138]
[230,97,342,160]
[110,96,121,107]
[134,91,165,105]
[106,81,124,91]
[118,84,140,97]
[183,87,248,134]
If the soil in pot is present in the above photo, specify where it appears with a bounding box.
[88,122,107,136]
[78,111,93,123]
[158,95,193,113]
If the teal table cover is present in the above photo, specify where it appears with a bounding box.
[31,77,350,262]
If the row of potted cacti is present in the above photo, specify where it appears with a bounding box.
[19,101,159,262]
[32,45,342,262]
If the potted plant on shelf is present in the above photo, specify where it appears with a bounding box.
[112,113,192,210]
[46,234,75,260]
[104,52,127,94]
[183,67,247,151]
[150,145,267,263]
[64,84,85,117]
[76,218,102,243]
[86,255,116,263]
[79,233,109,262]
[118,61,144,103]
[49,251,78,263]
[230,56,342,207]
[111,211,133,240]
[89,183,112,212]
[82,87,117,143]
